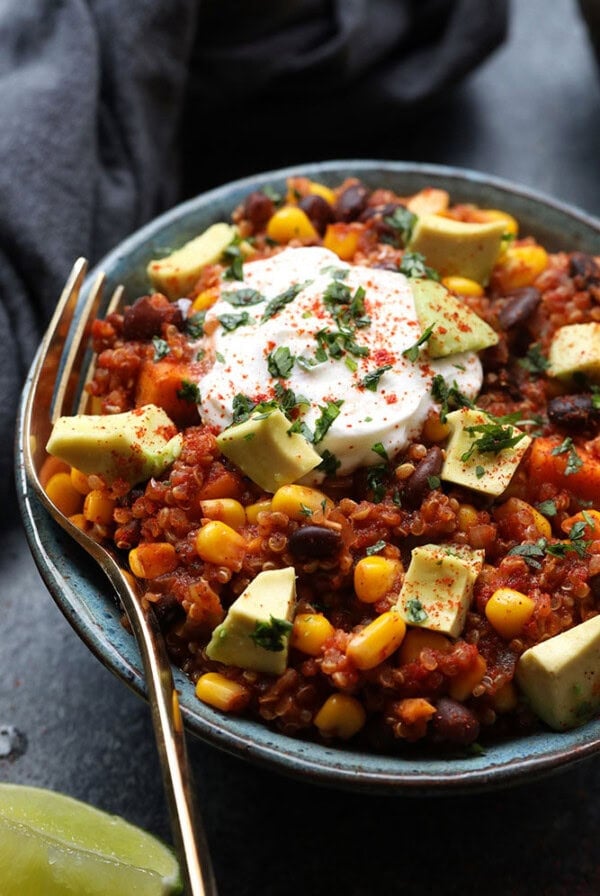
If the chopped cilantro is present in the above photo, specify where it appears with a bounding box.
[475,465,485,479]
[287,418,314,443]
[177,380,200,403]
[371,442,389,461]
[366,465,387,503]
[267,346,295,378]
[317,449,341,476]
[402,324,435,362]
[345,356,358,372]
[399,251,440,281]
[249,616,293,652]
[313,400,344,444]
[518,343,550,376]
[261,281,309,322]
[461,420,527,461]
[299,503,314,517]
[366,540,387,556]
[323,280,352,306]
[152,336,169,361]
[185,311,206,339]
[222,238,245,281]
[405,598,428,624]
[218,310,252,332]
[507,539,547,569]
[536,499,557,517]
[430,375,475,422]
[551,437,583,475]
[427,475,441,489]
[261,184,284,205]
[215,351,225,364]
[360,364,392,392]
[221,287,264,306]
[382,206,417,247]
[320,265,349,279]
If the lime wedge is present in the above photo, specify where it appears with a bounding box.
[0,783,182,896]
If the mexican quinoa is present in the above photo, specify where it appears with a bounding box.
[44,175,600,752]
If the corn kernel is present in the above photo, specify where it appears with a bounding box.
[68,513,88,532]
[191,287,220,312]
[494,244,548,291]
[353,556,403,604]
[562,508,600,540]
[448,653,487,701]
[45,471,84,517]
[70,467,92,495]
[129,542,179,579]
[195,520,247,568]
[245,499,272,524]
[398,628,453,665]
[441,275,484,297]
[308,180,336,206]
[200,498,246,530]
[485,588,535,640]
[83,489,116,525]
[271,484,332,522]
[323,223,359,260]
[266,206,318,243]
[40,456,72,489]
[314,693,366,740]
[457,504,479,532]
[421,413,451,443]
[480,209,519,235]
[347,611,406,670]
[493,681,518,713]
[291,613,335,656]
[195,672,250,712]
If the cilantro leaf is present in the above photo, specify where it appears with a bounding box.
[360,364,393,392]
[218,310,252,332]
[185,311,206,339]
[402,324,435,362]
[405,598,428,624]
[267,346,295,378]
[551,437,583,475]
[221,287,264,306]
[317,449,341,476]
[518,344,550,376]
[399,251,440,280]
[382,206,417,247]
[461,420,527,462]
[313,400,344,444]
[430,375,475,422]
[261,281,309,322]
[177,380,201,403]
[152,336,169,361]
[366,540,387,556]
[250,616,293,652]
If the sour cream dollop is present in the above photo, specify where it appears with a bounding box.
[198,247,482,476]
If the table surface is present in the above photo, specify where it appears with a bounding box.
[4,1,600,894]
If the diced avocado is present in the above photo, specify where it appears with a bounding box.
[396,543,484,638]
[147,223,237,300]
[408,214,506,284]
[46,404,183,485]
[548,322,600,381]
[216,408,322,493]
[410,278,498,358]
[206,567,296,675]
[440,408,531,497]
[516,615,600,730]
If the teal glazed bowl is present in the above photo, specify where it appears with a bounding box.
[16,161,600,793]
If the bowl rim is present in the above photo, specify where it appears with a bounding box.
[16,159,600,795]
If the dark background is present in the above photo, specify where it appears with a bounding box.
[3,1,600,893]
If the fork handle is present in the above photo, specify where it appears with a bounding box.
[112,571,218,896]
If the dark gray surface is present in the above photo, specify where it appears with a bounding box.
[3,0,600,893]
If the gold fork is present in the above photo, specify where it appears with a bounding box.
[20,258,218,896]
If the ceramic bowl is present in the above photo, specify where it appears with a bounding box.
[16,161,600,793]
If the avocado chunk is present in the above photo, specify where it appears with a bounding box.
[216,408,322,493]
[410,278,498,358]
[516,615,600,730]
[440,408,531,497]
[396,543,484,638]
[548,322,600,381]
[408,214,505,284]
[147,223,237,300]
[46,404,183,485]
[206,567,296,675]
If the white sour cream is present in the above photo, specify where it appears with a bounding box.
[198,247,482,476]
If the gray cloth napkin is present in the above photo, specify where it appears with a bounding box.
[0,0,507,510]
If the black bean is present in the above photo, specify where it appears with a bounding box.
[359,202,404,241]
[569,252,600,286]
[431,697,480,745]
[547,393,600,428]
[122,295,183,340]
[334,183,369,222]
[299,194,334,235]
[243,191,275,231]
[288,525,342,561]
[401,447,443,509]
[497,287,541,330]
